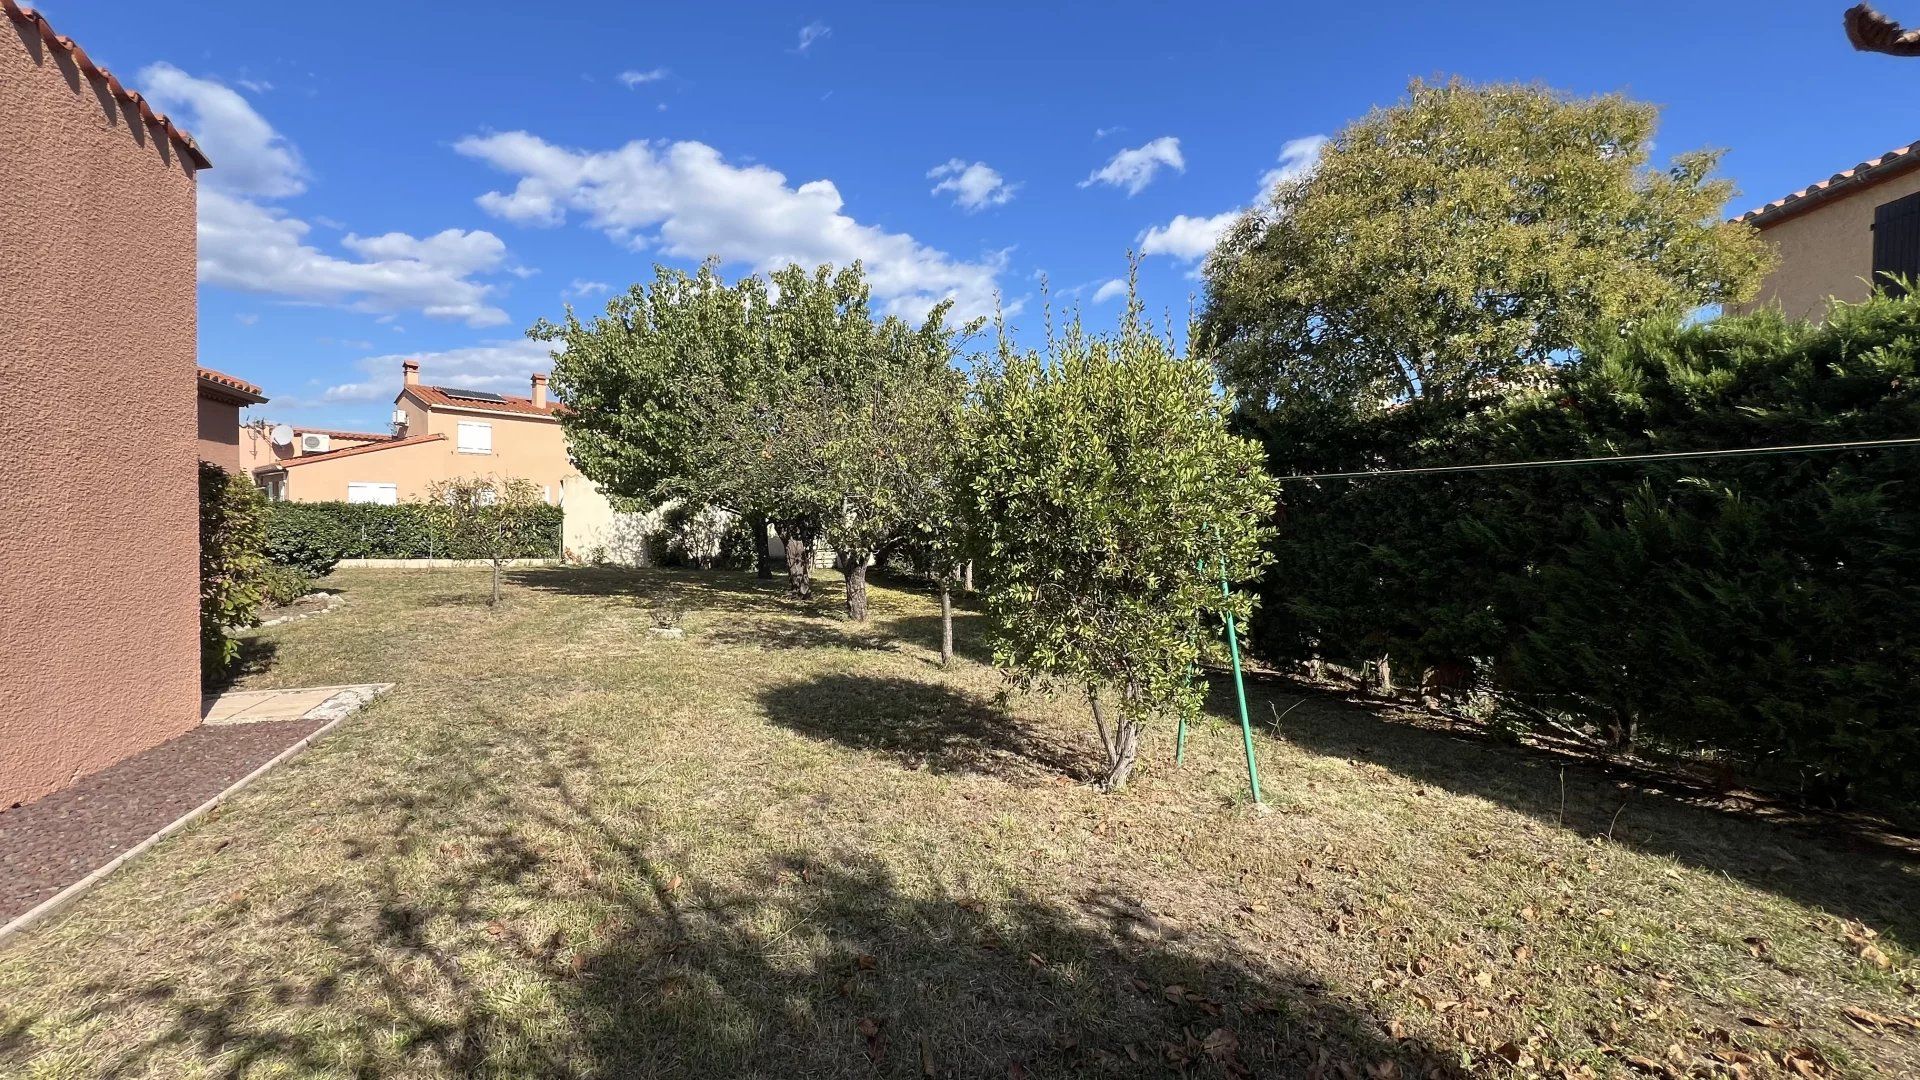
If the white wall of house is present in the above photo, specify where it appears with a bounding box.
[560,475,660,565]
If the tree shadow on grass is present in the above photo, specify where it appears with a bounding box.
[22,725,1469,1078]
[1214,674,1920,951]
[509,565,812,619]
[878,609,994,666]
[704,617,900,655]
[761,673,1087,783]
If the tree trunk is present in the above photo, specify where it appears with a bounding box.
[779,528,813,599]
[1085,685,1140,791]
[938,578,954,667]
[751,514,774,579]
[490,559,502,607]
[962,560,974,593]
[1101,719,1142,792]
[844,556,870,621]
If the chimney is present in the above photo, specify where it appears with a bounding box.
[402,358,420,387]
[531,372,548,408]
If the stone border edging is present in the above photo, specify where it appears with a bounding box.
[256,593,345,629]
[0,684,392,947]
[334,557,562,568]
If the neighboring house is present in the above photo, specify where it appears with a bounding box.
[1731,139,1920,321]
[1,1,212,807]
[253,359,571,504]
[196,367,268,472]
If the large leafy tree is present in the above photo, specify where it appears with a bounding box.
[964,304,1276,791]
[537,257,960,599]
[1202,78,1773,413]
[538,261,971,614]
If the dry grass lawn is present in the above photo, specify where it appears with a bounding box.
[0,566,1916,1078]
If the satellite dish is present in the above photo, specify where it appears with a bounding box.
[270,423,295,447]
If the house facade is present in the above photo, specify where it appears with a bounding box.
[254,360,571,504]
[1,1,211,807]
[1731,140,1920,321]
[197,367,268,472]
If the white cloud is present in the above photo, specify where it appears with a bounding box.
[1094,126,1125,141]
[795,21,831,53]
[140,62,304,198]
[136,65,512,327]
[566,278,611,299]
[197,192,510,326]
[235,78,274,94]
[927,159,1016,211]
[1091,278,1128,304]
[457,131,1009,321]
[324,339,558,403]
[235,312,259,326]
[618,68,669,88]
[1140,135,1329,265]
[1256,134,1330,194]
[1081,136,1184,196]
[1138,210,1240,262]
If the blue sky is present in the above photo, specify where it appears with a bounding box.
[41,0,1920,431]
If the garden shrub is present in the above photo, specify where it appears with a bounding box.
[258,564,317,606]
[200,462,267,681]
[264,503,349,576]
[263,501,562,565]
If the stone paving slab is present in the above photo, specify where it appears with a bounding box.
[0,684,389,934]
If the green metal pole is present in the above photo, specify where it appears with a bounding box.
[1215,535,1263,805]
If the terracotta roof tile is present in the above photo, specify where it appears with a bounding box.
[261,433,445,470]
[404,384,560,418]
[1735,140,1920,227]
[4,0,212,170]
[197,366,267,404]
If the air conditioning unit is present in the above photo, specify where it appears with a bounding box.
[300,433,331,453]
[392,409,408,427]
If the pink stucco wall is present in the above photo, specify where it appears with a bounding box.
[0,18,204,808]
[198,396,243,472]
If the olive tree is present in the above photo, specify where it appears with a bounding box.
[963,305,1275,791]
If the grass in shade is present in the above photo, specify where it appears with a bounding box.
[1,566,1915,1078]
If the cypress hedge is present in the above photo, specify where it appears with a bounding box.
[1242,296,1920,811]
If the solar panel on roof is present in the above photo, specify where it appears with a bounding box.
[443,388,510,403]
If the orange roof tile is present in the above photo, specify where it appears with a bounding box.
[197,366,267,404]
[404,384,561,418]
[1735,140,1920,228]
[261,433,445,470]
[4,0,212,171]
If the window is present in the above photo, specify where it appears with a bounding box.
[1872,191,1920,298]
[457,421,493,454]
[347,482,398,505]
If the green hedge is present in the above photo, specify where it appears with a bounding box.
[1240,296,1920,812]
[201,462,267,681]
[265,501,563,567]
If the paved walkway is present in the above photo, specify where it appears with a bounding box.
[0,684,388,930]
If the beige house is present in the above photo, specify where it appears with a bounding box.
[2,0,211,806]
[254,359,571,504]
[1731,139,1920,321]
